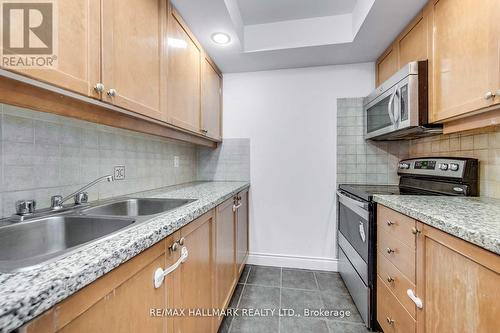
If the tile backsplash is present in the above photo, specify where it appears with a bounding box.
[197,138,250,182]
[409,126,500,198]
[0,104,197,218]
[336,98,409,185]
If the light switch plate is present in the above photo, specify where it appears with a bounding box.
[174,156,179,168]
[114,166,125,180]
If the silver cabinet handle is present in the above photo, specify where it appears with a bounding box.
[233,203,242,212]
[178,237,185,246]
[411,227,421,235]
[387,275,395,283]
[386,247,395,254]
[407,289,423,309]
[153,246,188,288]
[484,91,495,100]
[386,220,395,226]
[107,88,117,97]
[94,83,105,93]
[200,129,208,134]
[386,317,395,325]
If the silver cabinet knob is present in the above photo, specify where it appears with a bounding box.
[386,317,395,325]
[179,237,186,246]
[107,88,117,97]
[170,242,179,252]
[387,275,395,283]
[386,247,395,254]
[15,200,36,216]
[484,91,496,100]
[386,220,394,226]
[411,227,421,235]
[94,83,105,93]
[200,129,208,134]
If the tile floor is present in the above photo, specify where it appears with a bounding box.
[218,265,372,333]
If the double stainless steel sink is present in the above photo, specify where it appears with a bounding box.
[0,198,196,272]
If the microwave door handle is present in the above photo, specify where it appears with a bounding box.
[388,88,397,125]
[393,87,401,124]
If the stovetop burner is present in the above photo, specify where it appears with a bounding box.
[339,157,479,201]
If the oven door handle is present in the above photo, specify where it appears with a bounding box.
[337,190,369,220]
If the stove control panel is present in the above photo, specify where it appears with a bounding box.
[397,158,476,179]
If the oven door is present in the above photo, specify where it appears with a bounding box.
[336,190,372,327]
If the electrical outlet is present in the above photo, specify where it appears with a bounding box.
[174,156,179,168]
[114,166,125,180]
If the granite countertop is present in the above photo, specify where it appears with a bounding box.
[374,195,500,255]
[0,181,250,333]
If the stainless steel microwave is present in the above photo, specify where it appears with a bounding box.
[364,60,442,140]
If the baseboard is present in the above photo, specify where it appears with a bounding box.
[247,252,338,272]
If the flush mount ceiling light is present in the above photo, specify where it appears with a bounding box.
[211,32,231,45]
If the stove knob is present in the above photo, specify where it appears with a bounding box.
[439,163,449,171]
[399,163,410,169]
[449,163,459,171]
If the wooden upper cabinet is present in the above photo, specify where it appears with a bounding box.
[201,55,223,140]
[376,8,430,88]
[376,45,399,87]
[430,0,500,122]
[166,7,202,133]
[175,211,215,333]
[101,0,167,120]
[416,224,500,333]
[4,0,101,98]
[398,11,429,69]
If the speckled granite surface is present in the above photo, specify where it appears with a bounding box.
[0,181,249,333]
[374,195,500,255]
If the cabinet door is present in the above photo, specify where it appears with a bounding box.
[235,190,249,275]
[101,0,166,120]
[430,0,499,122]
[398,12,429,68]
[376,44,399,86]
[57,247,171,333]
[215,197,237,311]
[416,225,500,333]
[166,8,201,133]
[4,0,101,98]
[175,211,215,333]
[201,56,222,140]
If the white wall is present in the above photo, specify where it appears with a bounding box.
[223,63,375,271]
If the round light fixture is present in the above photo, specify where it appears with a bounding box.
[211,32,231,45]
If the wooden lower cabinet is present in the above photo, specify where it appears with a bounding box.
[377,205,500,333]
[235,190,249,275]
[21,192,249,333]
[174,210,215,333]
[416,223,500,333]
[215,197,238,315]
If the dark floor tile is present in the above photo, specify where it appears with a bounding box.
[229,284,245,308]
[239,265,251,284]
[229,316,279,333]
[320,290,363,323]
[282,268,318,290]
[246,266,281,287]
[218,315,231,333]
[327,320,371,333]
[280,317,329,333]
[314,272,349,294]
[281,288,324,316]
[238,285,280,309]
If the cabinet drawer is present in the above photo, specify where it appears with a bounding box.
[377,205,416,249]
[377,276,416,333]
[378,228,415,283]
[377,251,416,318]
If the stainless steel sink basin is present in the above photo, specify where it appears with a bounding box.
[0,215,135,272]
[82,198,195,217]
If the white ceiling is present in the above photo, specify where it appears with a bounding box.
[171,0,428,73]
[237,0,356,25]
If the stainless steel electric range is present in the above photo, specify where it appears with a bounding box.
[336,157,479,330]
